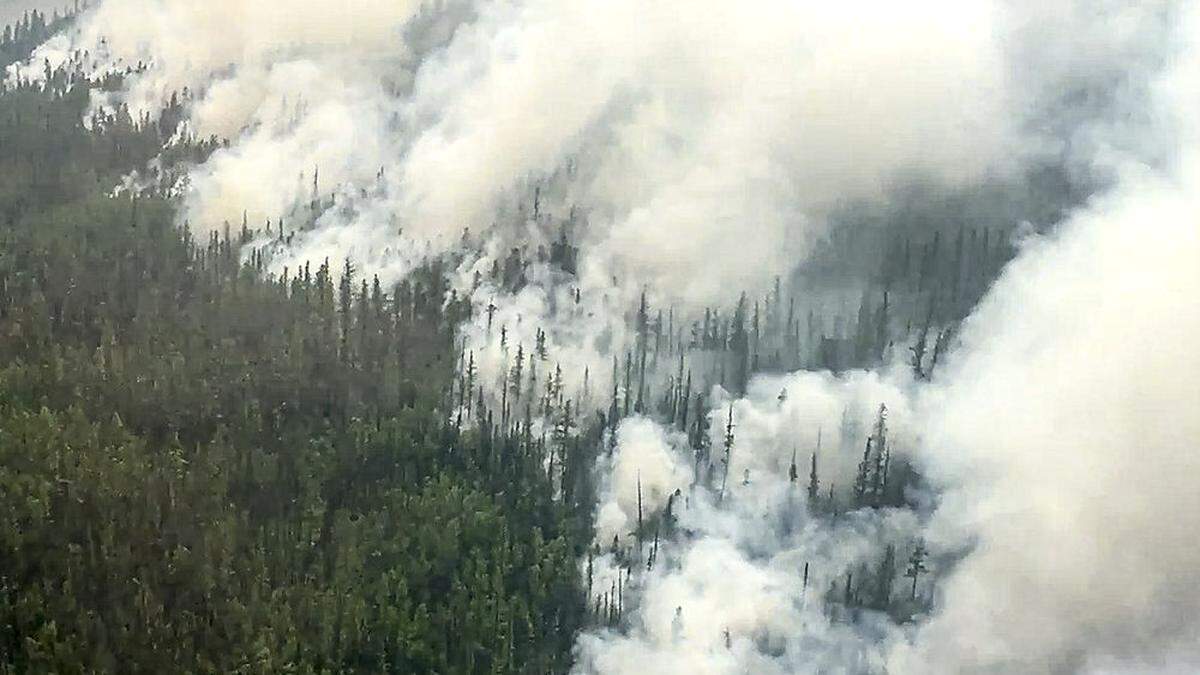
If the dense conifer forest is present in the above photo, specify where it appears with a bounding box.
[0,12,590,672]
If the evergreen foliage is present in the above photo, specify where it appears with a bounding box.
[0,29,587,673]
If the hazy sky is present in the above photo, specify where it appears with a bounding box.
[0,0,70,27]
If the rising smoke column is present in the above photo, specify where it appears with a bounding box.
[900,165,1200,674]
[391,0,1024,419]
[390,0,1016,303]
[894,7,1200,669]
[10,0,1019,304]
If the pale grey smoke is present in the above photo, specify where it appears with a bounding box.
[893,8,1200,669]
[577,371,923,674]
[393,0,1029,422]
[390,0,1017,304]
[592,417,692,546]
[578,3,1200,673]
[11,0,1021,307]
[6,0,470,250]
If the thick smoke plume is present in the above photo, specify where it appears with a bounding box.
[904,165,1200,674]
[12,0,1020,304]
[898,10,1200,669]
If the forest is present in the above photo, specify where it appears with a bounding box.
[0,10,591,672]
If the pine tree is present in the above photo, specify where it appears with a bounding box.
[719,405,735,501]
[875,544,896,609]
[905,540,929,600]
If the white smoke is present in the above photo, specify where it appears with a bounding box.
[894,7,1200,669]
[420,0,1032,424]
[12,0,1022,305]
[393,0,1017,303]
[592,417,692,546]
[576,2,1200,672]
[7,0,471,244]
[576,369,925,674]
[904,179,1200,675]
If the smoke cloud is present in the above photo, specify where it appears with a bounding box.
[578,370,923,674]
[12,0,1024,305]
[575,3,1200,674]
[903,172,1200,674]
[396,0,1018,303]
[896,8,1200,668]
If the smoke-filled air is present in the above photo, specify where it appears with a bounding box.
[0,0,1195,672]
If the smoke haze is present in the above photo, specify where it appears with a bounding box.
[901,10,1200,668]
[11,0,1031,305]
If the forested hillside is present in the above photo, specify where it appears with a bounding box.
[0,13,589,673]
